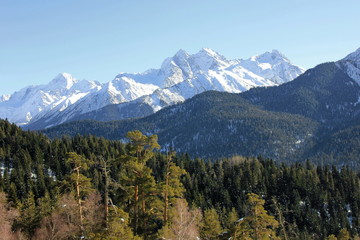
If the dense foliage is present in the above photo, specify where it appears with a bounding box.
[1,119,360,239]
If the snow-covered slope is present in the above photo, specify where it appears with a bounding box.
[337,48,360,86]
[23,76,159,129]
[125,48,305,113]
[1,48,306,129]
[0,73,102,125]
[238,50,305,84]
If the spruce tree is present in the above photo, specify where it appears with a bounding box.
[13,191,41,239]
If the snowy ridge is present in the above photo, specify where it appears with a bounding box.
[126,49,305,113]
[0,48,306,129]
[338,48,360,86]
[0,73,102,125]
[239,50,305,84]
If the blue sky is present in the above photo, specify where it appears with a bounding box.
[1,0,359,96]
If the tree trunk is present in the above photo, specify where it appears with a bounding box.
[76,168,83,230]
[273,198,288,240]
[164,172,169,224]
[103,161,109,229]
[142,191,147,232]
[134,184,139,233]
[142,192,146,214]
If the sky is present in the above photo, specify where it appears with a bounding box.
[1,0,360,96]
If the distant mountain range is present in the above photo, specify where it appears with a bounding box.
[0,48,304,129]
[41,48,360,166]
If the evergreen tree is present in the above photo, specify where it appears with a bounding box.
[7,182,18,207]
[65,152,94,232]
[97,155,112,228]
[226,207,239,232]
[118,130,160,236]
[235,193,279,240]
[12,191,41,239]
[200,208,223,240]
[89,208,141,240]
[159,151,186,225]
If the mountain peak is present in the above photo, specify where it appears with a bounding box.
[252,49,289,63]
[49,73,77,89]
[191,48,229,71]
[271,49,287,58]
[198,48,220,57]
[174,49,189,59]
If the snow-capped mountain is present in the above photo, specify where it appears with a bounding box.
[238,50,304,84]
[1,48,305,129]
[0,73,102,125]
[117,48,305,113]
[337,47,360,86]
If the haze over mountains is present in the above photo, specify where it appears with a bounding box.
[0,48,304,129]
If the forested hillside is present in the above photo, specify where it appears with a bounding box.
[42,91,319,161]
[242,63,360,126]
[1,119,360,239]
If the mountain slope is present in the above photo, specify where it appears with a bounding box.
[337,47,360,86]
[241,62,360,128]
[1,48,304,130]
[42,91,318,160]
[306,124,360,166]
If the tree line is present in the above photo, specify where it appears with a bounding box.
[0,119,359,239]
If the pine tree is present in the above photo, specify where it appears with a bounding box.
[119,130,160,235]
[65,152,94,232]
[272,197,288,240]
[97,155,112,228]
[226,207,239,231]
[88,208,142,240]
[159,151,186,225]
[235,193,279,240]
[200,208,223,240]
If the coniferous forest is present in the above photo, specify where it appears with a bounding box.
[1,119,360,240]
